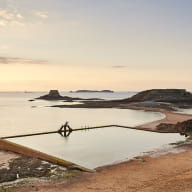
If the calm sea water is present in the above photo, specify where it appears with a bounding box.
[0,92,185,169]
[0,91,163,137]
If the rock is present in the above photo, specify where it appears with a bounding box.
[122,89,192,104]
[126,101,176,111]
[156,123,176,132]
[34,90,105,101]
[157,119,192,133]
[0,156,75,183]
[36,90,70,100]
[174,119,192,132]
[28,99,35,102]
[47,90,60,97]
[0,169,17,183]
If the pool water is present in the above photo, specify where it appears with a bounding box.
[8,127,184,169]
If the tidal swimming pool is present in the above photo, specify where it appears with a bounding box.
[8,127,185,169]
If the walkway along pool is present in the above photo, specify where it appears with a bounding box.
[8,126,185,169]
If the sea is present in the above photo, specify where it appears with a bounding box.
[0,91,187,169]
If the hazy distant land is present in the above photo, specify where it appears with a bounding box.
[70,90,114,93]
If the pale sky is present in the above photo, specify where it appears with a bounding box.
[0,0,191,91]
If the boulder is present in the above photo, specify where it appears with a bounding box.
[174,119,192,132]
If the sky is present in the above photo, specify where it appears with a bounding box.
[0,0,192,91]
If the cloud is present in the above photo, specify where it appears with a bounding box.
[0,9,14,20]
[0,4,49,27]
[16,14,23,19]
[112,65,128,68]
[0,19,8,26]
[35,11,48,19]
[0,57,48,64]
[0,8,24,26]
[0,19,24,26]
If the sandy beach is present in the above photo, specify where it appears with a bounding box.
[137,109,192,131]
[12,144,192,192]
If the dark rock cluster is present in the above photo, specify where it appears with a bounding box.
[0,157,58,183]
[36,90,72,100]
[35,90,104,101]
[175,119,192,133]
[157,119,192,133]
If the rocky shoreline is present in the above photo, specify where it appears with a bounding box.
[49,89,192,110]
[0,151,81,191]
[0,156,67,183]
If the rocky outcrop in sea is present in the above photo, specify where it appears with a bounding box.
[122,89,192,103]
[35,90,73,101]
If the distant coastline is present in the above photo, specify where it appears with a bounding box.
[70,90,114,93]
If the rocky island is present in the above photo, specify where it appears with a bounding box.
[50,89,192,110]
[35,90,74,101]
[34,90,103,101]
